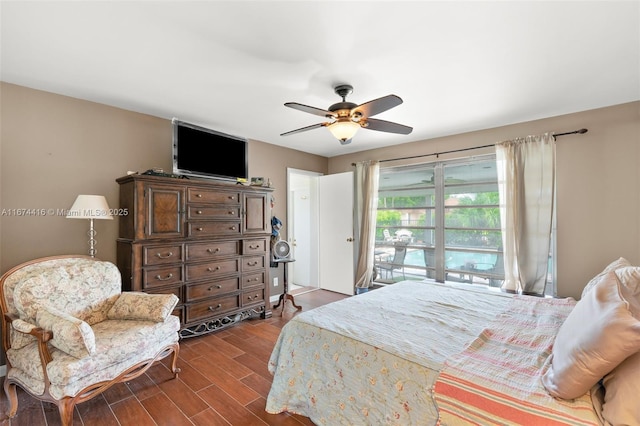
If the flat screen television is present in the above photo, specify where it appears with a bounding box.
[172,119,248,182]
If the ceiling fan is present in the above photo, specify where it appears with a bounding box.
[281,84,413,145]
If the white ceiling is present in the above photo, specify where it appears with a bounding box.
[2,1,638,158]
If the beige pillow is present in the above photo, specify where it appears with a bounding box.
[601,351,640,425]
[615,266,640,298]
[581,257,631,299]
[541,271,640,399]
[108,292,178,322]
[36,305,96,359]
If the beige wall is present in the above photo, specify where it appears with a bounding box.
[329,101,640,299]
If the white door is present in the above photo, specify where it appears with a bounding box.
[290,187,312,286]
[318,171,354,295]
[287,169,321,288]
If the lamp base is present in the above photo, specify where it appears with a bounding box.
[88,218,97,257]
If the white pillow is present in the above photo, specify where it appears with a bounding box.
[601,350,640,425]
[581,257,631,299]
[541,271,640,399]
[615,266,640,298]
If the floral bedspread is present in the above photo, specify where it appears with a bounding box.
[266,281,513,425]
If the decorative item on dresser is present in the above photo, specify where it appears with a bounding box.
[116,174,274,338]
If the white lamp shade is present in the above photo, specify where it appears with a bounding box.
[328,120,360,142]
[66,195,113,220]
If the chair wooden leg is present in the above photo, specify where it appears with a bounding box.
[4,380,18,418]
[58,398,75,426]
[170,343,181,378]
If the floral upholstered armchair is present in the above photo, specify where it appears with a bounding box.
[0,255,181,425]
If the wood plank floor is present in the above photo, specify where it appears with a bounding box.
[0,289,348,426]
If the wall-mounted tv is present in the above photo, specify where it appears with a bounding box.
[172,118,248,182]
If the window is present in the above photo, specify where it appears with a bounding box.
[375,156,504,287]
[375,154,556,295]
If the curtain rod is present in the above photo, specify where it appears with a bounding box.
[352,128,588,165]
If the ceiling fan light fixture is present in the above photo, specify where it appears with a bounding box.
[328,120,360,143]
[282,84,411,144]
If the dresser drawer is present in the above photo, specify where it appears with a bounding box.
[242,288,265,306]
[186,277,240,302]
[242,271,265,288]
[186,295,240,323]
[142,244,183,266]
[143,265,183,289]
[187,188,240,204]
[242,255,265,272]
[185,259,239,281]
[187,205,241,220]
[186,241,240,260]
[243,239,267,254]
[187,221,241,237]
[145,284,182,301]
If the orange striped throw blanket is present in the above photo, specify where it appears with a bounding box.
[433,296,602,425]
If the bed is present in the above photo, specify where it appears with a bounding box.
[266,267,640,425]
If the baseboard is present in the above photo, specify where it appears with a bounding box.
[0,364,6,377]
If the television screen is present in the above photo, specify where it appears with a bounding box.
[172,119,248,181]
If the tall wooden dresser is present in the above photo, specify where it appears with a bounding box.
[115,174,273,338]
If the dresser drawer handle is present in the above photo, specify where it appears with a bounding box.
[207,266,221,272]
[155,252,173,259]
[248,277,260,282]
[155,273,173,281]
[196,194,202,198]
[206,248,221,253]
[228,211,235,215]
[208,304,222,311]
[247,294,260,300]
[207,285,223,291]
[229,226,237,231]
[228,195,235,200]
[196,210,203,214]
[196,227,204,231]
[249,244,260,249]
[247,261,259,266]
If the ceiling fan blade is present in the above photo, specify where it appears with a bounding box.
[280,122,328,136]
[352,94,403,118]
[284,102,336,118]
[364,118,413,135]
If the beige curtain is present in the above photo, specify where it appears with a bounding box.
[354,160,380,290]
[496,133,555,295]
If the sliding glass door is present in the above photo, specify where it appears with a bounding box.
[375,155,504,286]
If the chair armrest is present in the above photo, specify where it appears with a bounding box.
[6,315,55,367]
[8,316,52,341]
[108,292,179,322]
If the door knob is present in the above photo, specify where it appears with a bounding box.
[347,237,354,242]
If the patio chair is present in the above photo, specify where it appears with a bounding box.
[423,248,435,279]
[487,253,505,287]
[378,243,408,281]
[383,229,396,242]
[467,253,505,287]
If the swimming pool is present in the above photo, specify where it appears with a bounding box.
[404,248,498,269]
